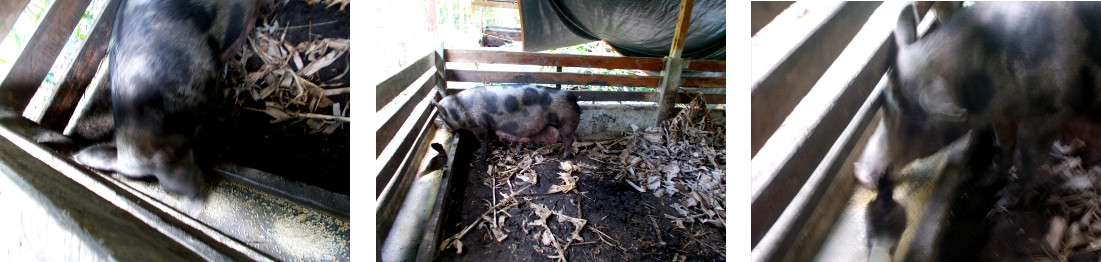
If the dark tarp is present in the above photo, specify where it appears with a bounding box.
[519,0,726,60]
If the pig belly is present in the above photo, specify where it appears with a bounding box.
[496,126,560,145]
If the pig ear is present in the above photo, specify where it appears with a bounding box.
[920,77,966,121]
[894,4,919,49]
[430,100,447,116]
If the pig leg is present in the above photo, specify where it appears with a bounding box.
[559,128,574,160]
[997,117,1066,209]
[472,127,491,160]
[978,120,1018,187]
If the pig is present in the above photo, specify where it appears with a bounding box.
[72,0,266,198]
[431,84,581,160]
[866,169,906,262]
[855,2,1101,208]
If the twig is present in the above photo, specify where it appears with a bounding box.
[322,87,349,97]
[649,215,666,246]
[290,112,350,122]
[276,20,341,30]
[440,184,533,252]
[588,227,627,253]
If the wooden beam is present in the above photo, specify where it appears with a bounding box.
[0,0,93,112]
[0,111,272,261]
[378,51,434,111]
[445,49,725,72]
[441,88,724,104]
[40,0,120,131]
[686,59,726,72]
[446,49,666,71]
[447,69,659,87]
[0,0,31,39]
[667,0,694,59]
[753,79,885,260]
[378,73,438,156]
[472,0,517,9]
[750,1,881,157]
[751,1,795,36]
[375,95,437,197]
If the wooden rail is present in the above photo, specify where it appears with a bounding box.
[0,0,94,112]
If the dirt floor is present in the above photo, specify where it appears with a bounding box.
[434,99,726,262]
[68,0,350,195]
[216,0,350,195]
[936,139,1101,261]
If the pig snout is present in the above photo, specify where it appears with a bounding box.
[433,84,581,160]
[866,169,906,261]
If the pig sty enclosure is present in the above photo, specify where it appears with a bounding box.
[0,0,348,260]
[754,2,1101,261]
[375,1,726,261]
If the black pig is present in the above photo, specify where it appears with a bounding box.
[73,0,265,198]
[856,2,1101,207]
[431,84,581,160]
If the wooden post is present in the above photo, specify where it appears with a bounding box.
[556,66,562,89]
[434,43,447,100]
[654,0,694,125]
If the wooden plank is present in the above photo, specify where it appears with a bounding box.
[0,131,207,261]
[378,51,434,111]
[447,70,721,88]
[445,49,666,71]
[40,0,120,131]
[378,73,438,156]
[447,69,660,87]
[441,89,724,104]
[0,0,93,111]
[447,49,725,73]
[472,0,517,9]
[682,76,724,88]
[751,1,796,36]
[0,111,273,261]
[375,96,436,196]
[750,1,881,157]
[434,43,447,100]
[0,0,31,39]
[753,79,885,261]
[750,2,904,246]
[686,59,726,72]
[667,0,694,59]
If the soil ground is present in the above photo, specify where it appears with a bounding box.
[434,131,725,262]
[936,141,1101,261]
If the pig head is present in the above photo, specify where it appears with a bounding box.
[856,2,1101,207]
